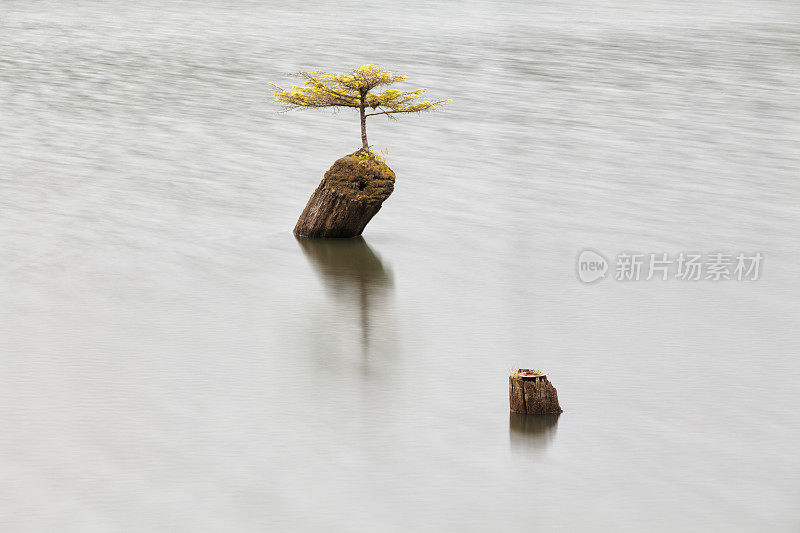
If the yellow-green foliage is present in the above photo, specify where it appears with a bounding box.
[356,147,386,165]
[354,148,394,181]
[270,64,450,116]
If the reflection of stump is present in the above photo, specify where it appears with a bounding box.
[297,236,393,356]
[509,412,560,451]
[509,370,563,415]
[294,150,395,238]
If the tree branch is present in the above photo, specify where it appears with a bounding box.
[364,110,407,117]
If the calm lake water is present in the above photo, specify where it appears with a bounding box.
[1,1,799,531]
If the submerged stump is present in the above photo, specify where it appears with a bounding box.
[294,150,395,238]
[509,370,563,415]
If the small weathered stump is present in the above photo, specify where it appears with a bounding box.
[509,369,563,415]
[294,150,395,238]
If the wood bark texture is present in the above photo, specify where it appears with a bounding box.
[294,150,395,238]
[509,376,563,415]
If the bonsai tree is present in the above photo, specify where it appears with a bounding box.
[274,65,450,238]
[270,64,450,151]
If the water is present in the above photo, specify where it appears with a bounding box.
[1,1,799,531]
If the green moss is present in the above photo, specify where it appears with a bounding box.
[324,150,395,203]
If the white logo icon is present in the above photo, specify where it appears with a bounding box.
[577,249,608,283]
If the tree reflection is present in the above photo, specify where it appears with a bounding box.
[297,236,393,363]
[509,412,560,453]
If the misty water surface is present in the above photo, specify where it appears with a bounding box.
[1,1,799,531]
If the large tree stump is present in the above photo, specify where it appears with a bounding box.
[509,370,563,415]
[294,150,395,238]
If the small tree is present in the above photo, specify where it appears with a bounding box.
[270,64,450,151]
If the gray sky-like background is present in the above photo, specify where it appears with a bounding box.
[1,1,799,531]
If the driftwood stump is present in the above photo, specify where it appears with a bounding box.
[509,370,563,415]
[294,150,395,238]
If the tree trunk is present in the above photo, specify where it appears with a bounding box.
[293,151,395,238]
[359,95,368,151]
[509,373,563,415]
